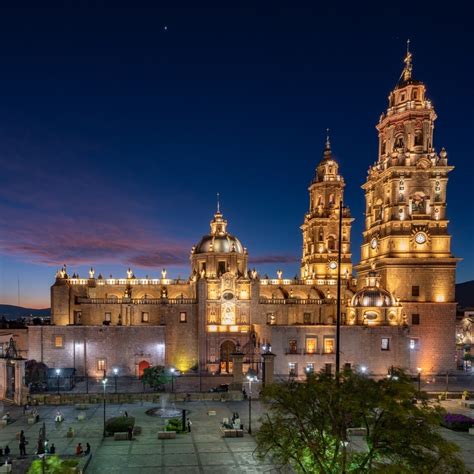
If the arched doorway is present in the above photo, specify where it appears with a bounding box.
[138,360,150,378]
[220,340,236,374]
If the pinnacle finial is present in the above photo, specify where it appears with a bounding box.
[402,39,413,81]
[325,128,330,150]
[216,192,220,213]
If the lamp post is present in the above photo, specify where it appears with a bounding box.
[170,368,175,393]
[55,368,61,395]
[335,199,344,380]
[102,378,108,438]
[113,368,118,393]
[360,366,367,375]
[417,367,422,392]
[246,369,258,435]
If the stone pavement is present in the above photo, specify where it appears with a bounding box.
[0,399,278,473]
[0,398,473,473]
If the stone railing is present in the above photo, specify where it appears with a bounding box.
[259,298,323,305]
[77,298,197,305]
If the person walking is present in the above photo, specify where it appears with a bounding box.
[19,439,26,457]
[4,446,10,457]
[84,443,91,455]
[49,443,56,454]
[127,425,133,440]
[187,419,192,432]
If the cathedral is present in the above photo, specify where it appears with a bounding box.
[28,49,458,380]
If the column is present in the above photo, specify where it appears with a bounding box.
[262,352,276,386]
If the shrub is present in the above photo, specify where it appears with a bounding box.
[28,455,79,473]
[441,413,474,431]
[165,417,185,433]
[105,416,135,434]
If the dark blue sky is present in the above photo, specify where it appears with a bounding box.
[0,3,473,307]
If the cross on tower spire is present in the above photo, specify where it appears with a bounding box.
[216,192,220,213]
[401,39,413,82]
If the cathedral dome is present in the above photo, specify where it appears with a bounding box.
[351,269,396,307]
[194,233,244,254]
[351,287,395,308]
[193,208,244,254]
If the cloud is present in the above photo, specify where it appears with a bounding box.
[249,254,300,264]
[0,155,192,268]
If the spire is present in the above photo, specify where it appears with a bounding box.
[399,39,413,83]
[323,128,332,159]
[216,192,220,213]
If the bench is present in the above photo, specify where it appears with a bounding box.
[28,417,38,425]
[469,428,474,436]
[460,401,474,409]
[114,432,129,441]
[207,410,216,416]
[77,412,86,421]
[221,427,244,438]
[158,431,176,439]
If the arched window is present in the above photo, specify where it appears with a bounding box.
[395,136,404,149]
[318,227,324,241]
[414,130,423,146]
[327,236,336,251]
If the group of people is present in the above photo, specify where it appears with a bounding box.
[75,442,91,456]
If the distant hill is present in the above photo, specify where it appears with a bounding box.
[456,280,474,308]
[0,305,51,319]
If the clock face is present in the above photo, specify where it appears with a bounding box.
[329,261,337,270]
[370,237,378,249]
[415,232,427,244]
[223,292,234,301]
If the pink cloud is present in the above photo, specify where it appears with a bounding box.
[249,254,300,264]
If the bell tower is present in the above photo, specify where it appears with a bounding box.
[301,134,353,280]
[356,45,459,373]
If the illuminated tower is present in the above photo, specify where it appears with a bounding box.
[356,45,459,373]
[301,135,353,280]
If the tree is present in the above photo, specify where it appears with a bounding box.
[27,455,78,473]
[25,360,48,385]
[141,365,168,390]
[255,369,465,473]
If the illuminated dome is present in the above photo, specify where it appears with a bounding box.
[351,269,396,307]
[194,210,244,254]
[352,287,395,307]
[195,233,244,254]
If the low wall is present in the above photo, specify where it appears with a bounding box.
[30,390,244,405]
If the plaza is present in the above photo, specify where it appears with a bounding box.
[0,399,277,473]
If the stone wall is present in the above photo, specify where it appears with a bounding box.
[271,325,410,378]
[28,325,166,377]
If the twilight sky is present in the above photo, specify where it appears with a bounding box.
[0,4,473,308]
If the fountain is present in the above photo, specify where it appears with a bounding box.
[146,394,182,418]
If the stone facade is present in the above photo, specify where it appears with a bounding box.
[31,49,458,379]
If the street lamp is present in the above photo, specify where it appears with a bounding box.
[113,368,118,393]
[417,367,422,392]
[170,368,176,393]
[246,368,258,435]
[360,366,367,375]
[102,378,108,438]
[55,368,61,395]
